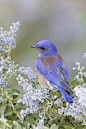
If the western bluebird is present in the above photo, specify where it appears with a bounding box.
[31,40,73,103]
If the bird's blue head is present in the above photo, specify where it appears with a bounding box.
[32,40,58,57]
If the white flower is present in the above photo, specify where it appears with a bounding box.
[58,86,86,121]
[73,67,76,70]
[75,75,79,79]
[83,53,86,58]
[75,62,80,65]
[17,73,49,118]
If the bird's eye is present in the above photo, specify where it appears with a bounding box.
[40,47,45,50]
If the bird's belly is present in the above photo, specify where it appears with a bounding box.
[37,70,57,90]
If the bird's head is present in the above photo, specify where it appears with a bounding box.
[31,40,58,57]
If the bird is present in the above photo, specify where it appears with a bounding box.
[31,40,73,103]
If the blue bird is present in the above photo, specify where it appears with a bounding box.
[31,40,73,103]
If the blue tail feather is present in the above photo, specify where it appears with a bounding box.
[58,86,73,103]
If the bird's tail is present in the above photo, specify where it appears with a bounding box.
[58,86,73,103]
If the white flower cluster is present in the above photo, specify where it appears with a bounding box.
[5,61,18,77]
[0,21,20,49]
[74,85,86,107]
[17,74,49,118]
[0,56,18,88]
[17,74,30,90]
[18,66,37,82]
[73,53,86,80]
[73,62,86,79]
[83,53,86,58]
[58,69,86,122]
[58,97,86,121]
[0,21,20,88]
[58,53,86,122]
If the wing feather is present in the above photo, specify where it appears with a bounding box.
[36,56,73,94]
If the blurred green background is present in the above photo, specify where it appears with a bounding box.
[0,0,86,83]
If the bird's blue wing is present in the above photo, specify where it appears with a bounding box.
[36,56,72,94]
[36,56,73,103]
[36,57,61,87]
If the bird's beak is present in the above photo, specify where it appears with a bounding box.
[31,46,36,48]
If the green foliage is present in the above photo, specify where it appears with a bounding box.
[0,86,85,129]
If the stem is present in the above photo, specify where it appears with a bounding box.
[7,47,11,59]
[54,94,61,101]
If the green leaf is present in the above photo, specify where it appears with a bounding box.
[71,79,76,85]
[11,89,20,96]
[75,125,85,129]
[7,94,13,100]
[15,103,26,112]
[0,89,2,94]
[6,120,12,125]
[42,126,49,129]
[5,109,13,116]
[12,121,22,129]
[50,90,61,97]
[0,103,6,113]
[50,124,59,129]
[19,122,26,128]
[7,88,12,93]
[24,114,37,125]
[84,126,86,129]
[59,127,65,129]
[64,125,72,129]
[76,78,84,84]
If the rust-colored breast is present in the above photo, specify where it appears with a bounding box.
[41,56,57,66]
[39,56,58,71]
